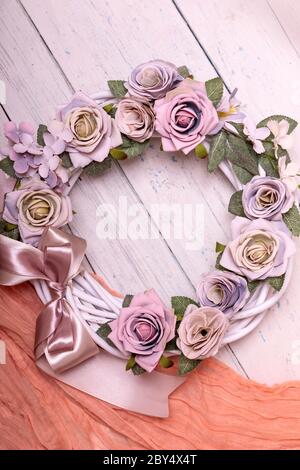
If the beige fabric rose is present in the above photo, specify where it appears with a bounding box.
[115,98,155,142]
[3,179,72,246]
[220,217,296,281]
[177,305,228,360]
[57,92,122,168]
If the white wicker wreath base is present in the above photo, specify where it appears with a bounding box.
[26,84,294,358]
[32,257,292,361]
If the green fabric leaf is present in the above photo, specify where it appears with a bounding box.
[231,164,253,184]
[122,294,133,308]
[83,157,112,176]
[257,115,298,134]
[37,124,48,146]
[227,122,244,137]
[60,151,73,168]
[178,354,200,376]
[126,354,136,371]
[177,65,191,78]
[259,156,279,178]
[0,220,5,233]
[0,157,16,178]
[110,148,127,160]
[247,280,261,293]
[215,241,226,253]
[122,139,150,159]
[4,222,17,231]
[165,338,178,351]
[96,322,115,348]
[103,103,116,118]
[228,190,246,217]
[171,296,199,321]
[215,252,226,271]
[207,131,227,172]
[159,355,174,368]
[0,219,20,240]
[97,322,112,339]
[283,204,300,236]
[107,80,127,98]
[195,143,207,159]
[225,133,258,175]
[132,363,146,375]
[5,227,20,240]
[268,274,285,291]
[205,77,224,107]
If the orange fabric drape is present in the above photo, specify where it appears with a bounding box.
[1,282,300,450]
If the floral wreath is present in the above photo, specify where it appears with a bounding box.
[0,60,299,416]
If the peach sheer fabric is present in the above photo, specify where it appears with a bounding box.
[1,282,300,450]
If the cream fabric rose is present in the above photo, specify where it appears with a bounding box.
[177,305,228,360]
[220,217,296,281]
[3,179,72,246]
[57,92,122,168]
[115,98,155,142]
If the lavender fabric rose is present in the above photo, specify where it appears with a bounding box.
[155,79,219,154]
[56,91,122,168]
[108,289,176,372]
[115,98,155,142]
[3,179,72,246]
[196,270,250,318]
[242,175,294,220]
[177,305,228,360]
[125,60,183,101]
[220,217,295,281]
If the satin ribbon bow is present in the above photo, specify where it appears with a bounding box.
[0,227,98,372]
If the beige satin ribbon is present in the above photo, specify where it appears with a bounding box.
[0,227,98,373]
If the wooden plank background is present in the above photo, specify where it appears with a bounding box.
[1,0,300,384]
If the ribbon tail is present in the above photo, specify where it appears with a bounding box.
[36,300,99,374]
[37,351,185,418]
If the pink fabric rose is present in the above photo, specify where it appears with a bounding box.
[3,179,72,246]
[108,289,176,372]
[177,305,228,360]
[56,92,122,168]
[154,79,219,154]
[220,217,295,281]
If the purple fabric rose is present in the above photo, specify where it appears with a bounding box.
[125,60,183,101]
[242,175,294,220]
[196,270,250,318]
[56,92,122,168]
[155,79,219,154]
[3,179,72,246]
[220,217,295,281]
[177,305,228,360]
[108,289,176,372]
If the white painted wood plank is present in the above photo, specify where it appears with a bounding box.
[175,0,300,384]
[268,0,300,57]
